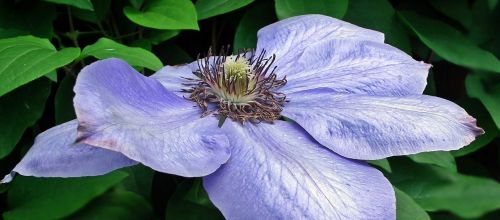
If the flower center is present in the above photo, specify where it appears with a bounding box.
[186,47,287,125]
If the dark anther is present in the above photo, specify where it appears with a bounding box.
[186,46,287,124]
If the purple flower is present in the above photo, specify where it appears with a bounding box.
[4,15,483,219]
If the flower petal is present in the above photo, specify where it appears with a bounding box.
[73,58,231,177]
[2,120,136,183]
[151,62,199,97]
[204,121,395,220]
[279,39,430,96]
[257,14,384,60]
[283,89,484,160]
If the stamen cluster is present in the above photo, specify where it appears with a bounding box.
[185,47,287,124]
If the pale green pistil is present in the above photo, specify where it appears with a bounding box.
[217,56,255,103]
[224,56,251,80]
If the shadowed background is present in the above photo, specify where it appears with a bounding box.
[0,0,499,219]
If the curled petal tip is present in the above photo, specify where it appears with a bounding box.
[283,92,486,159]
[74,123,92,144]
[1,172,15,184]
[476,127,486,136]
[73,59,232,177]
[421,61,433,68]
[464,116,485,136]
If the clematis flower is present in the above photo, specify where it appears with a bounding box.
[3,15,483,219]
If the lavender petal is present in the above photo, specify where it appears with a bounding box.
[2,120,137,183]
[204,121,395,219]
[73,58,231,177]
[283,89,484,160]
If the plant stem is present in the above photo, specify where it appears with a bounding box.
[110,12,122,43]
[66,6,80,48]
[426,50,434,63]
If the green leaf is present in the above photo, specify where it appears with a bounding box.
[395,187,430,220]
[72,0,111,23]
[408,151,456,172]
[66,190,153,220]
[0,36,80,96]
[123,0,198,30]
[144,30,181,45]
[81,38,163,71]
[166,179,224,220]
[398,11,500,73]
[0,183,8,193]
[130,39,153,51]
[343,0,411,53]
[463,0,499,45]
[45,70,57,82]
[466,73,500,128]
[43,0,94,11]
[54,75,76,124]
[367,159,392,173]
[453,98,499,157]
[275,0,348,20]
[4,171,128,220]
[129,0,145,9]
[428,0,474,31]
[487,0,499,9]
[233,1,276,52]
[0,78,51,159]
[157,44,193,65]
[118,165,155,200]
[196,0,254,20]
[388,158,500,218]
[0,1,56,38]
[0,28,28,39]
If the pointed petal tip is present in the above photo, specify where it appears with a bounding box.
[73,56,232,177]
[464,115,485,136]
[421,61,433,69]
[1,172,15,184]
[475,127,486,136]
[6,121,138,179]
[284,92,485,160]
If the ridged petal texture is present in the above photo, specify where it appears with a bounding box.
[283,89,483,160]
[1,120,136,183]
[73,58,231,177]
[204,121,395,220]
[6,14,483,220]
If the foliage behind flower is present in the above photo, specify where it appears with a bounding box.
[0,1,499,220]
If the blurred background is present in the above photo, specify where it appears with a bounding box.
[0,0,499,219]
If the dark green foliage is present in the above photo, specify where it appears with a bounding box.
[165,179,224,220]
[0,0,498,219]
[0,79,51,159]
[4,171,128,220]
[54,75,76,124]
